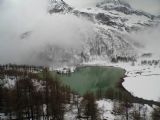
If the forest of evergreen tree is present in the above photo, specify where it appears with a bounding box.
[0,64,160,120]
[0,64,99,120]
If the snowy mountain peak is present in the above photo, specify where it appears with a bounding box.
[49,0,64,5]
[96,0,131,9]
[48,0,73,14]
[96,0,153,18]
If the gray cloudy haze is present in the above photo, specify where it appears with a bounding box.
[0,0,95,65]
[0,0,160,65]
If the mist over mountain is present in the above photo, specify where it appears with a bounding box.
[129,24,160,55]
[0,0,160,66]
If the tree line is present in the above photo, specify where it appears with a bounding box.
[0,64,160,120]
[0,65,99,120]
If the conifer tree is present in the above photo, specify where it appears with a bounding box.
[81,92,99,120]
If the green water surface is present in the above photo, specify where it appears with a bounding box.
[54,66,125,95]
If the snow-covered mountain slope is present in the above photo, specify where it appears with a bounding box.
[48,0,73,13]
[49,0,157,29]
[26,0,160,66]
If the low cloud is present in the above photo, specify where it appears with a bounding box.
[0,0,95,65]
[129,25,160,56]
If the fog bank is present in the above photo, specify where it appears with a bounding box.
[0,0,95,65]
[129,25,160,56]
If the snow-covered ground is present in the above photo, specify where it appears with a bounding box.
[97,99,115,120]
[122,63,160,101]
[124,75,160,101]
[118,61,160,101]
[97,99,153,120]
[64,99,153,120]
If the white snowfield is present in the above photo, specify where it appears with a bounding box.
[123,64,160,101]
[124,75,160,101]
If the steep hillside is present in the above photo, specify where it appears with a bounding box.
[23,0,160,67]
